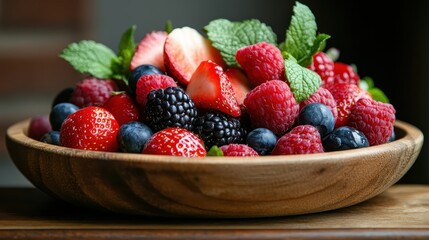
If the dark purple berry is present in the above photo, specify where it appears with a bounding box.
[52,87,74,108]
[28,115,52,140]
[323,126,369,151]
[298,103,335,137]
[41,131,60,145]
[49,103,79,131]
[246,128,277,155]
[117,121,153,153]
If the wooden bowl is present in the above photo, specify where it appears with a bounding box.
[6,119,423,218]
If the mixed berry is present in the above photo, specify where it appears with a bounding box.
[28,2,396,157]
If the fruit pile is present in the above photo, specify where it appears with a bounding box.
[28,2,396,157]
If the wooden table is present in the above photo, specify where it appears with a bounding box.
[0,185,428,239]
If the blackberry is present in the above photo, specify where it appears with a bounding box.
[193,111,245,150]
[145,87,197,132]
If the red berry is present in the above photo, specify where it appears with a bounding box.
[28,115,52,140]
[60,106,119,152]
[243,80,299,135]
[130,31,168,72]
[271,125,324,155]
[349,98,396,146]
[220,144,259,157]
[309,52,334,87]
[70,77,118,108]
[186,60,241,117]
[300,87,338,121]
[328,83,371,128]
[135,74,177,108]
[164,27,226,86]
[143,128,206,157]
[328,62,360,88]
[225,67,252,107]
[236,42,284,87]
[102,93,141,126]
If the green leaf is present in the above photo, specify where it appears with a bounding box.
[111,25,137,83]
[368,88,389,103]
[298,33,330,67]
[285,2,317,63]
[360,76,374,89]
[165,20,173,34]
[59,40,116,79]
[205,19,277,67]
[285,58,321,102]
[207,146,224,156]
[326,47,340,62]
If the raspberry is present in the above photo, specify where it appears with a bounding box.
[349,98,396,146]
[309,52,334,87]
[300,87,338,121]
[243,80,299,135]
[271,125,324,155]
[236,42,284,87]
[70,77,118,108]
[135,74,177,108]
[328,83,371,128]
[219,144,259,157]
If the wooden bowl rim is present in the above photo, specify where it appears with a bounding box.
[6,119,424,166]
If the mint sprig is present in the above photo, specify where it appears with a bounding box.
[281,2,330,67]
[284,57,321,103]
[207,146,224,156]
[205,19,277,67]
[60,25,137,83]
[59,40,117,79]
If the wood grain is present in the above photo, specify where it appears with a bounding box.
[5,120,424,218]
[0,186,428,239]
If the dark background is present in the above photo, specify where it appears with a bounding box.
[0,0,427,185]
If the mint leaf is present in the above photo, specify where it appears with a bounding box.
[205,19,277,67]
[368,88,389,103]
[165,20,173,34]
[285,2,317,64]
[207,146,224,156]
[285,58,321,102]
[59,40,116,79]
[111,25,136,83]
[298,33,330,67]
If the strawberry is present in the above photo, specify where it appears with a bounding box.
[330,62,360,87]
[225,67,252,106]
[102,92,141,126]
[235,42,284,87]
[135,74,177,108]
[142,127,206,157]
[328,83,372,128]
[164,27,226,86]
[130,31,168,72]
[60,106,119,152]
[186,60,241,117]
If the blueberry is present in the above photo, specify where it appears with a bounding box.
[323,126,369,151]
[389,130,396,142]
[41,131,60,145]
[129,64,164,96]
[51,87,74,108]
[117,121,153,153]
[246,128,277,155]
[298,103,334,136]
[49,103,79,131]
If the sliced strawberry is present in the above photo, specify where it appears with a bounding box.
[130,31,167,72]
[225,67,251,106]
[186,60,241,117]
[164,27,225,86]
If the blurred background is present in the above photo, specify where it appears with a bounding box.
[0,0,427,186]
